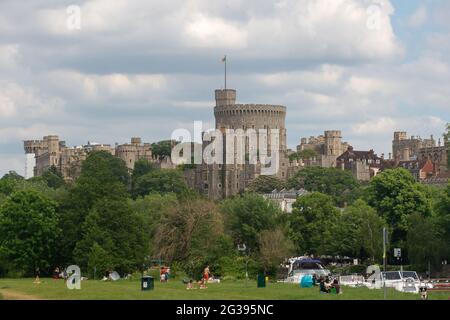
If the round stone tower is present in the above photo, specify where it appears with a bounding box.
[214,89,287,152]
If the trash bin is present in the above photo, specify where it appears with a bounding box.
[257,273,266,288]
[141,276,154,291]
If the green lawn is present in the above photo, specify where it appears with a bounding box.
[0,278,449,300]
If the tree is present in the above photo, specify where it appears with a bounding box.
[59,151,130,262]
[435,182,450,259]
[366,168,431,245]
[334,200,385,262]
[73,198,149,274]
[0,190,61,275]
[246,175,285,193]
[41,166,65,189]
[129,193,179,256]
[151,140,173,160]
[289,192,340,255]
[287,167,360,207]
[87,243,114,279]
[258,229,294,274]
[133,169,188,198]
[0,171,24,196]
[406,213,444,271]
[221,193,282,252]
[132,159,157,181]
[153,198,224,278]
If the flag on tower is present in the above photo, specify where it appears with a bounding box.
[222,55,227,62]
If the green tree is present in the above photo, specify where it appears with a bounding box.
[0,171,24,196]
[435,182,450,259]
[335,200,385,262]
[289,192,340,255]
[74,198,149,274]
[406,213,444,271]
[287,166,360,207]
[41,166,65,189]
[258,228,295,274]
[153,198,224,279]
[59,151,130,262]
[129,193,178,256]
[132,159,157,180]
[134,169,188,198]
[87,243,114,279]
[221,193,282,252]
[366,168,431,245]
[0,190,61,275]
[246,175,285,193]
[151,140,173,160]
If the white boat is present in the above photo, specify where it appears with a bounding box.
[363,271,432,293]
[284,257,331,283]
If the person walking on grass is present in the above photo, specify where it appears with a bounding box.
[34,267,41,284]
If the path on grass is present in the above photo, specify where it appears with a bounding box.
[0,289,42,300]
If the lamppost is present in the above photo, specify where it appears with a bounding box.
[238,243,248,286]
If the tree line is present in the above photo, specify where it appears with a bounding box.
[0,148,449,279]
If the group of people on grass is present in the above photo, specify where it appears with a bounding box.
[317,275,341,294]
[186,265,211,290]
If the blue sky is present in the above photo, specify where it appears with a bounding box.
[0,0,449,176]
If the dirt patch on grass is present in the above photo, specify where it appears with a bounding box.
[0,289,43,300]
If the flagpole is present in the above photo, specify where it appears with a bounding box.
[224,55,227,90]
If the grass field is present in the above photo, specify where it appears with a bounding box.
[0,278,449,300]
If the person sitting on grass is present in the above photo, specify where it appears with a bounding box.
[312,274,317,286]
[199,278,208,289]
[331,279,341,294]
[52,267,60,280]
[319,277,329,293]
[186,279,197,290]
[34,267,41,284]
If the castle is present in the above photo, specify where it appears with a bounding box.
[23,88,450,194]
[24,136,153,182]
[182,88,300,199]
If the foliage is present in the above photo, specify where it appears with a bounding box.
[151,140,173,160]
[131,159,157,193]
[406,213,444,271]
[133,169,188,198]
[246,175,285,193]
[334,200,385,262]
[287,166,360,207]
[221,193,282,252]
[129,193,179,256]
[0,190,61,275]
[366,168,431,245]
[41,166,65,189]
[289,192,340,255]
[258,229,294,274]
[73,198,149,275]
[153,198,224,279]
[58,151,130,262]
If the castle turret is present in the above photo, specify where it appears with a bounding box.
[325,130,343,156]
[215,89,236,107]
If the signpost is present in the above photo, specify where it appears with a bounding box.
[394,248,402,273]
[383,228,388,300]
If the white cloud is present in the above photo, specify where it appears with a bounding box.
[407,5,427,28]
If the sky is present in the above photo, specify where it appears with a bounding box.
[0,0,449,177]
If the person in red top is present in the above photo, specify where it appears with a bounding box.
[203,265,210,282]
